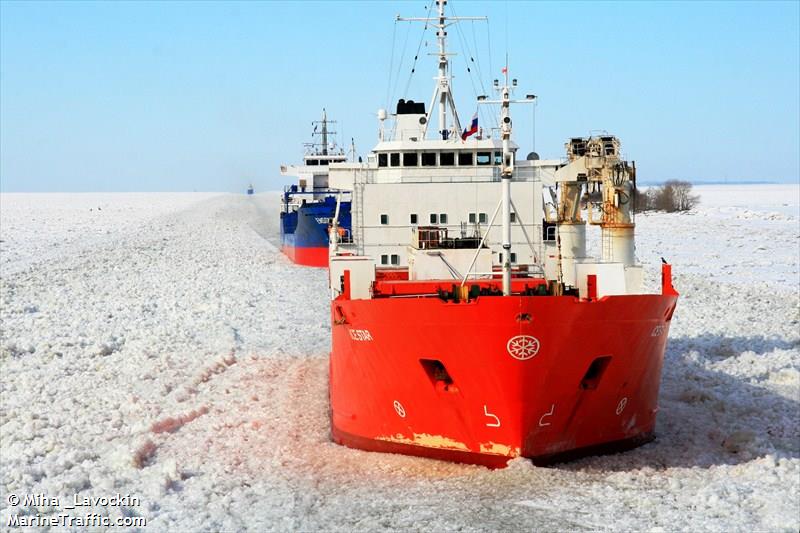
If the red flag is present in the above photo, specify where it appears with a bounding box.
[501,66,507,74]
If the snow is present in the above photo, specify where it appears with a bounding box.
[1,185,798,531]
[594,184,800,289]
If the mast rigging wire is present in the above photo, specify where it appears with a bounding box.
[384,20,398,110]
[402,0,436,99]
[450,5,484,127]
[388,22,412,112]
[452,22,482,123]
[471,20,500,130]
[449,3,497,132]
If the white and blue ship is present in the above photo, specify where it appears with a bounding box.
[280,110,352,267]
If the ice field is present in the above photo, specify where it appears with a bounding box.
[1,184,798,531]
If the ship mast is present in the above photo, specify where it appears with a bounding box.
[478,69,536,295]
[321,109,328,155]
[310,109,337,155]
[398,0,485,140]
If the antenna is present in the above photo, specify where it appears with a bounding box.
[397,0,485,140]
[477,68,536,295]
[322,108,328,155]
[310,109,339,156]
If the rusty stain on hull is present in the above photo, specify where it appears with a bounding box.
[479,442,520,457]
[377,433,470,452]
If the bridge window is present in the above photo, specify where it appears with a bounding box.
[468,213,476,224]
[381,254,389,265]
[477,152,491,165]
[391,254,400,265]
[307,159,319,166]
[421,152,437,166]
[410,213,418,224]
[378,153,388,167]
[403,152,418,167]
[390,153,400,167]
[510,212,516,223]
[440,152,455,166]
[439,213,448,224]
[320,159,329,166]
[380,214,388,225]
[458,152,473,166]
[430,214,438,224]
[479,213,487,224]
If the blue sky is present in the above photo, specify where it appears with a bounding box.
[1,0,798,192]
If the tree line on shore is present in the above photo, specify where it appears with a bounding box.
[634,180,699,212]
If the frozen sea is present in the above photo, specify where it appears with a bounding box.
[1,184,798,531]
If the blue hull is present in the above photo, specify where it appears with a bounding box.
[280,194,351,267]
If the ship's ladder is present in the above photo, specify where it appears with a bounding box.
[353,169,366,255]
[601,228,614,262]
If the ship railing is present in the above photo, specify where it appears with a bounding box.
[352,167,517,184]
[413,226,448,249]
[283,185,352,195]
[399,174,502,184]
[335,227,354,244]
[460,272,498,278]
[460,266,544,279]
[335,242,358,254]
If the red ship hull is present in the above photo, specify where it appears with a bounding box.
[282,245,329,267]
[330,275,678,467]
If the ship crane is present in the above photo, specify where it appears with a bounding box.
[551,135,637,288]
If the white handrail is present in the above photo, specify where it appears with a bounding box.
[460,198,502,287]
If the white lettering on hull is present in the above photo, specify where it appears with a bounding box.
[349,329,373,341]
[616,397,628,415]
[538,404,555,427]
[483,405,501,427]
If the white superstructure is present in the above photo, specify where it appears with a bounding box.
[329,0,560,270]
[329,0,643,297]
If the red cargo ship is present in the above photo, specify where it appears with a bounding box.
[329,263,677,467]
[326,0,677,467]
